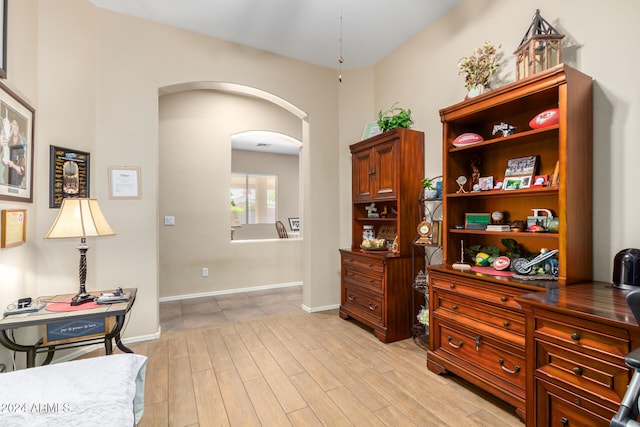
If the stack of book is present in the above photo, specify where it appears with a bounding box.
[486,224,511,232]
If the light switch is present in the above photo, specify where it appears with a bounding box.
[164,215,175,226]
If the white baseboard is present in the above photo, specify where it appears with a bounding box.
[302,303,340,313]
[158,281,303,303]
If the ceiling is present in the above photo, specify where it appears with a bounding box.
[88,0,460,155]
[89,0,460,69]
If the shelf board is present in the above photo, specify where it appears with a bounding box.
[355,217,398,222]
[447,186,558,199]
[448,125,559,153]
[449,229,559,239]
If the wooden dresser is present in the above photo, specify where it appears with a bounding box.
[428,265,551,418]
[517,282,640,426]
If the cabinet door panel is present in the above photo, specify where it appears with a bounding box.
[353,149,372,202]
[372,140,397,200]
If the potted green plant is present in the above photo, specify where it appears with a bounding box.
[422,177,438,199]
[377,102,413,132]
[457,41,500,97]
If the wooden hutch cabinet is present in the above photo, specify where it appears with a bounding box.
[340,128,424,343]
[427,65,593,420]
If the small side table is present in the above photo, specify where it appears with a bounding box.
[0,288,137,368]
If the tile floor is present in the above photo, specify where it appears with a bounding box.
[159,285,303,331]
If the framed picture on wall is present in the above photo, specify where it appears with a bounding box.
[0,0,6,79]
[0,81,35,203]
[49,146,90,208]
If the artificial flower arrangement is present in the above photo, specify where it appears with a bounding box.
[457,41,500,91]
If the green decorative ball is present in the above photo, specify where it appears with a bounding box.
[475,252,491,267]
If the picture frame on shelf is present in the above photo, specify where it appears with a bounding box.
[0,82,34,203]
[503,176,524,191]
[362,121,382,140]
[478,176,493,191]
[1,208,26,248]
[288,217,300,232]
[504,155,537,180]
[49,146,90,208]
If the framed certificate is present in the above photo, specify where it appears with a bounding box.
[109,166,141,199]
[1,209,26,247]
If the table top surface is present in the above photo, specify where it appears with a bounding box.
[516,282,639,328]
[0,288,137,330]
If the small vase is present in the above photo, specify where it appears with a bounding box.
[424,189,438,200]
[467,85,485,99]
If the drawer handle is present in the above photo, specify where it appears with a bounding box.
[368,303,378,311]
[368,263,373,268]
[500,296,508,302]
[573,367,583,376]
[451,305,458,311]
[503,321,510,328]
[571,332,581,341]
[561,417,568,426]
[348,259,354,263]
[449,284,455,289]
[347,294,356,301]
[498,359,521,375]
[447,336,463,349]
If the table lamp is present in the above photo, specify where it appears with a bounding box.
[45,198,116,306]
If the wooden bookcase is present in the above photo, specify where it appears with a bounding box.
[427,64,593,420]
[339,128,424,343]
[440,64,593,285]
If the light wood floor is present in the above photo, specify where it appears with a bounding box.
[85,294,522,426]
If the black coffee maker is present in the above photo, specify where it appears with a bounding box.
[613,248,640,289]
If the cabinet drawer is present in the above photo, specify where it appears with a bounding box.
[536,378,614,426]
[342,253,385,274]
[434,291,525,337]
[430,274,523,309]
[343,273,383,293]
[536,339,629,408]
[535,314,629,361]
[434,321,526,391]
[341,285,384,323]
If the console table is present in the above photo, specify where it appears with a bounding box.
[517,282,640,426]
[0,288,137,368]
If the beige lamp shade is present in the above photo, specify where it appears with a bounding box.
[45,198,115,239]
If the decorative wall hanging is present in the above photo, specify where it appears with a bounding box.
[49,146,90,208]
[0,81,34,203]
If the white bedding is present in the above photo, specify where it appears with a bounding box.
[0,353,147,427]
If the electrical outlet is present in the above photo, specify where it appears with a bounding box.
[202,267,208,277]
[164,216,175,226]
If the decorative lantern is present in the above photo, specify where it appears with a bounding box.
[514,10,564,80]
